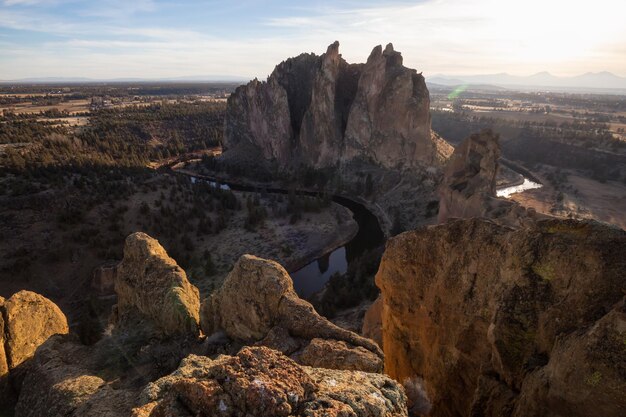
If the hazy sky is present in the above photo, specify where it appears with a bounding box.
[0,0,624,80]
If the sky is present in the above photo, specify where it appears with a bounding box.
[0,0,625,80]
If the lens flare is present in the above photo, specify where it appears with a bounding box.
[447,84,468,100]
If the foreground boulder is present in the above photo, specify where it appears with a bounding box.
[438,129,529,225]
[201,254,384,372]
[133,346,407,417]
[1,290,69,370]
[113,232,201,338]
[373,218,626,417]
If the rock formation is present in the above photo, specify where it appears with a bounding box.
[113,232,201,338]
[223,77,292,167]
[0,291,69,371]
[224,41,447,172]
[437,129,530,225]
[133,346,407,417]
[6,234,402,416]
[201,254,384,372]
[372,217,626,417]
[343,44,434,168]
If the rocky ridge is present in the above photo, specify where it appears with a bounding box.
[224,41,448,172]
[133,346,406,417]
[2,233,405,417]
[201,254,384,373]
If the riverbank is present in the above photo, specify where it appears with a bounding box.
[196,200,358,294]
[165,167,361,293]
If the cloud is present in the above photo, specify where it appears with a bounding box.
[3,0,59,5]
[78,0,157,18]
[0,0,624,79]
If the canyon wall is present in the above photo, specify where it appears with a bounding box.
[224,41,445,172]
[374,218,626,417]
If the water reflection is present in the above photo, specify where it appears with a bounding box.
[190,176,230,190]
[290,247,348,298]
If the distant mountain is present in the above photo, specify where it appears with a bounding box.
[428,71,626,92]
[1,77,95,83]
[0,75,249,83]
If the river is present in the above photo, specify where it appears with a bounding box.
[185,174,384,298]
[496,178,543,198]
[185,169,539,298]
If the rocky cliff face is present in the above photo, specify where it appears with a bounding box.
[224,41,442,172]
[343,44,434,168]
[437,129,530,226]
[373,218,626,417]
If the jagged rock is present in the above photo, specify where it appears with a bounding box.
[293,338,382,373]
[224,77,292,166]
[437,128,498,222]
[224,41,445,172]
[375,218,626,417]
[2,290,69,370]
[113,232,200,338]
[134,346,407,417]
[298,41,361,167]
[343,43,434,168]
[201,254,383,372]
[437,129,530,225]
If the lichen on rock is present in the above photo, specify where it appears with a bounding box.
[134,346,407,417]
[201,254,384,372]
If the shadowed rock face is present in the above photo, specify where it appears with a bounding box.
[224,41,440,171]
[373,218,626,417]
[438,129,531,226]
[200,254,384,373]
[343,43,433,168]
[224,78,292,166]
[133,346,407,417]
[113,232,201,338]
[438,129,500,223]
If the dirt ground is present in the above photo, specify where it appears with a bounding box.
[1,99,91,115]
[510,172,626,230]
